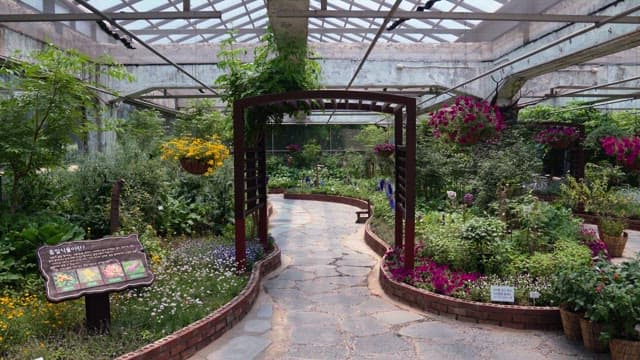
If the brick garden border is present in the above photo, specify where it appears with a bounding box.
[283,192,370,210]
[285,192,562,331]
[116,243,281,360]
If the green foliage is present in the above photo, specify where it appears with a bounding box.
[511,241,591,278]
[0,45,131,213]
[551,264,598,313]
[416,212,476,271]
[215,29,321,140]
[63,143,168,238]
[0,214,84,283]
[518,102,610,130]
[172,100,231,144]
[586,258,640,341]
[118,109,167,154]
[415,126,474,203]
[584,123,627,156]
[156,160,234,236]
[599,217,625,236]
[508,197,580,253]
[460,216,506,273]
[471,128,542,207]
[354,125,390,149]
[300,140,322,167]
[560,169,632,217]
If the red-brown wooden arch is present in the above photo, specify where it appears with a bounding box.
[233,90,416,272]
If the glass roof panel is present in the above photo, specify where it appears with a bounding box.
[70,0,511,44]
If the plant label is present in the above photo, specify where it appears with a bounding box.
[490,285,515,303]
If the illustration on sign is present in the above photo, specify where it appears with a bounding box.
[37,234,154,302]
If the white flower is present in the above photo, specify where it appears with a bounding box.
[635,323,640,334]
[447,191,457,200]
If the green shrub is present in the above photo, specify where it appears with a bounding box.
[471,129,542,208]
[0,214,84,284]
[508,197,580,253]
[460,216,506,273]
[417,213,476,271]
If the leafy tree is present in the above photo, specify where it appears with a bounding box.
[215,29,321,142]
[0,45,131,213]
[118,108,167,154]
[172,99,232,144]
[355,125,390,149]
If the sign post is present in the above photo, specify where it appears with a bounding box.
[37,234,154,333]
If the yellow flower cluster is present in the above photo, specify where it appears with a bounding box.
[1,290,81,351]
[161,136,230,176]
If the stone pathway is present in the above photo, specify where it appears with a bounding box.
[190,195,610,360]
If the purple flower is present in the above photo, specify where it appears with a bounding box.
[463,193,474,205]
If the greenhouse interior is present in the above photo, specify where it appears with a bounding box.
[1,0,640,359]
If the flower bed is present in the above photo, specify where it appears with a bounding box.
[116,244,281,360]
[285,192,562,330]
[363,222,561,330]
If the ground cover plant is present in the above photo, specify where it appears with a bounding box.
[0,238,262,359]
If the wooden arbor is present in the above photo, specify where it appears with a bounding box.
[233,90,417,271]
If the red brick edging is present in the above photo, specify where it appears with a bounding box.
[283,192,369,210]
[116,244,282,360]
[284,192,561,331]
[364,222,561,330]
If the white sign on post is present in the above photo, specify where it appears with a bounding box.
[490,285,515,303]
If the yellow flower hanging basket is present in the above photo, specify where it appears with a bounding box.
[161,136,230,176]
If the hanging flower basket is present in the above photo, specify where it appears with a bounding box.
[601,136,640,171]
[427,96,505,146]
[373,143,395,157]
[180,157,210,175]
[534,125,580,149]
[161,136,230,176]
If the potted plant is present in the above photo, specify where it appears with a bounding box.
[587,258,640,358]
[534,125,581,149]
[427,96,506,146]
[598,217,628,257]
[160,136,230,175]
[551,266,598,342]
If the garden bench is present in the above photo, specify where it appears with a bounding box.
[356,201,371,223]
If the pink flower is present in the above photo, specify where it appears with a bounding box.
[600,136,640,169]
[427,96,505,146]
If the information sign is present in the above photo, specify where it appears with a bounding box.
[37,234,154,302]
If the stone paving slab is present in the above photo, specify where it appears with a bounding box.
[190,195,611,360]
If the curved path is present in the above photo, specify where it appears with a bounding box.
[191,195,608,360]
